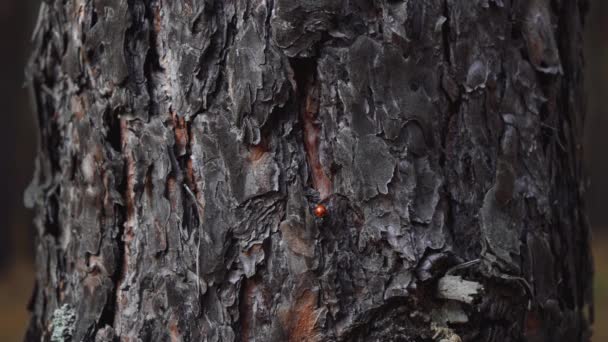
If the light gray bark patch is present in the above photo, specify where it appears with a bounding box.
[73,268,114,342]
[343,36,435,140]
[465,60,489,92]
[138,126,173,256]
[228,10,291,144]
[94,326,116,342]
[410,156,442,225]
[243,153,280,201]
[480,186,521,270]
[194,115,235,277]
[380,1,409,43]
[494,125,517,206]
[383,269,413,299]
[123,0,151,116]
[87,0,129,86]
[280,218,314,258]
[431,301,469,325]
[382,215,417,264]
[436,275,483,304]
[271,0,341,57]
[280,181,318,275]
[400,122,429,157]
[525,233,557,303]
[362,202,415,262]
[413,200,448,254]
[354,135,396,200]
[191,112,286,290]
[522,0,563,74]
[430,324,463,342]
[212,115,280,203]
[239,244,266,278]
[332,126,357,196]
[234,195,285,247]
[158,0,228,117]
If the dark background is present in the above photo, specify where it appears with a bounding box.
[0,1,606,340]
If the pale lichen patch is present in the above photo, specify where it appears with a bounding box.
[50,304,76,342]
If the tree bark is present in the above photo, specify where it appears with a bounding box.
[25,0,593,341]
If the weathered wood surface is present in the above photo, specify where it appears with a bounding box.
[25,0,593,341]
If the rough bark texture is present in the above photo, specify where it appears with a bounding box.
[25,0,593,341]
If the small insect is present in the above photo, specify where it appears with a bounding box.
[313,204,328,218]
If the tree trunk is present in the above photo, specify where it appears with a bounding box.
[25,0,593,341]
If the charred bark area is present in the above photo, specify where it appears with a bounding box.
[25,0,592,341]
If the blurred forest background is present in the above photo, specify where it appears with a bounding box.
[0,1,606,341]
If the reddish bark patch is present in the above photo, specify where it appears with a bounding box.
[153,5,162,34]
[166,176,178,211]
[243,243,263,257]
[240,278,258,342]
[282,290,320,342]
[249,144,268,162]
[524,309,543,339]
[172,111,189,156]
[169,316,181,342]
[83,272,102,297]
[185,158,195,186]
[71,95,85,120]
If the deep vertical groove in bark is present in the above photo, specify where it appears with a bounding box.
[441,0,452,67]
[25,0,592,341]
[113,118,133,336]
[291,57,332,200]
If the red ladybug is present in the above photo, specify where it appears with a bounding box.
[314,204,328,218]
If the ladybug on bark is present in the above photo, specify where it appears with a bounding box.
[313,203,328,218]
